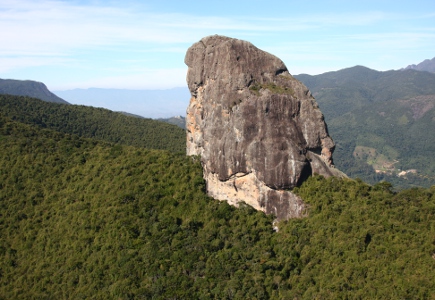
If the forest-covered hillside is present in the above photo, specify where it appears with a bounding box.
[296,67,435,189]
[0,94,185,153]
[1,112,435,298]
[329,94,435,187]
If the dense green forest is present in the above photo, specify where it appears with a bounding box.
[329,94,435,187]
[296,66,435,189]
[0,94,185,153]
[1,111,435,298]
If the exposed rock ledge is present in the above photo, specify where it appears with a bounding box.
[185,35,345,220]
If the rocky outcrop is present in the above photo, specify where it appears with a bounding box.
[404,57,435,73]
[185,35,344,220]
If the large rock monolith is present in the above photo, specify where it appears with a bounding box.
[185,35,344,220]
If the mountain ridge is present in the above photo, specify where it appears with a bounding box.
[0,94,185,153]
[0,78,69,104]
[404,57,435,73]
[295,65,435,118]
[294,66,435,189]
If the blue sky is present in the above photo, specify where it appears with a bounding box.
[1,0,435,90]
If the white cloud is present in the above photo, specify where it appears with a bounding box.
[0,0,395,58]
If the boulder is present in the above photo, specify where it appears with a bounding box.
[185,35,344,220]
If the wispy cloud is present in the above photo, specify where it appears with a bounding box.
[342,31,435,51]
[1,0,434,88]
[0,0,393,56]
[0,56,73,73]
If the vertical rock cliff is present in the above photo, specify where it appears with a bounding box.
[185,35,344,220]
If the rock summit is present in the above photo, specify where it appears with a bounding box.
[185,35,344,220]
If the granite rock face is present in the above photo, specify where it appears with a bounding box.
[185,35,344,220]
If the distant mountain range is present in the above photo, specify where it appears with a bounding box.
[0,78,191,119]
[0,79,69,104]
[54,87,191,118]
[157,115,186,129]
[294,65,435,188]
[295,65,435,119]
[404,57,435,73]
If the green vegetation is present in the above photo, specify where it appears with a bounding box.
[330,95,435,189]
[284,177,435,299]
[1,112,435,298]
[296,67,435,189]
[296,67,435,119]
[0,115,275,298]
[0,94,185,152]
[249,82,294,96]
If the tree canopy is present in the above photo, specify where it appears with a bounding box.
[1,114,434,299]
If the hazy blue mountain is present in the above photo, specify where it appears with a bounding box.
[404,57,435,73]
[158,115,186,129]
[0,78,69,104]
[54,87,190,118]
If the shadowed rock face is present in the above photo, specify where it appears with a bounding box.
[185,35,344,220]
